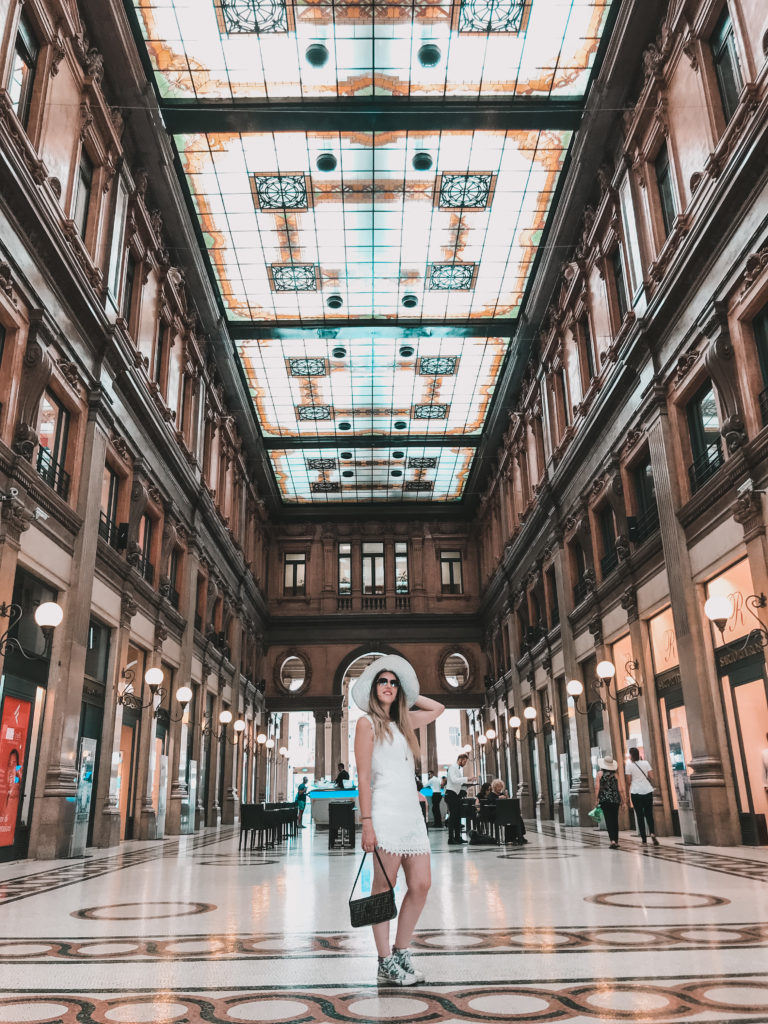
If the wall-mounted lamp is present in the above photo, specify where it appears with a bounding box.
[705,592,768,649]
[0,600,63,659]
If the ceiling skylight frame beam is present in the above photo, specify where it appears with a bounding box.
[229,321,517,340]
[260,435,481,450]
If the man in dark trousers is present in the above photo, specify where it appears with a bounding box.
[334,762,350,788]
[445,753,475,844]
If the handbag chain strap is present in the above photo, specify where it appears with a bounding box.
[350,848,394,901]
[632,761,651,783]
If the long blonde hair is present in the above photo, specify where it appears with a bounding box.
[368,669,421,761]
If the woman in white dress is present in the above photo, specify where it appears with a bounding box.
[353,654,444,986]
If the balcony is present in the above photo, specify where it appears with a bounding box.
[136,552,154,585]
[362,595,386,611]
[688,438,724,493]
[629,505,660,545]
[573,579,589,606]
[36,446,70,501]
[600,547,619,578]
[395,595,411,611]
[337,596,353,611]
[760,387,768,427]
[98,511,117,547]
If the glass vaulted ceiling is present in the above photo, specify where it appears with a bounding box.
[130,0,616,505]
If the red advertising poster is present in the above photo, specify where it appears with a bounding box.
[0,697,32,848]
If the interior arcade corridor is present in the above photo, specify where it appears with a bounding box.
[2,822,768,1023]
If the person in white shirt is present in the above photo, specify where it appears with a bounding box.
[625,746,659,845]
[426,771,443,828]
[445,753,476,844]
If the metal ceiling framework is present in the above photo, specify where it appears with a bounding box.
[125,0,619,509]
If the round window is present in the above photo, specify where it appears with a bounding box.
[280,655,306,693]
[443,651,470,689]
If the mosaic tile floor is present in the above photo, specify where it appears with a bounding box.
[1,820,768,1023]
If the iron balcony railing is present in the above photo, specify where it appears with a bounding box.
[37,446,70,501]
[600,547,619,578]
[573,579,589,606]
[136,552,154,585]
[629,505,660,545]
[688,438,724,492]
[98,510,117,546]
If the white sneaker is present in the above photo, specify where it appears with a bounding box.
[392,947,424,983]
[377,954,418,986]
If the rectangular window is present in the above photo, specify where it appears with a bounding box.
[73,150,94,240]
[362,542,384,595]
[8,14,39,128]
[440,550,463,595]
[612,247,628,323]
[37,391,70,500]
[753,305,768,426]
[122,251,136,326]
[581,316,595,380]
[168,547,180,609]
[599,505,617,577]
[559,367,570,427]
[108,178,129,299]
[153,324,166,384]
[338,543,351,595]
[633,455,656,516]
[546,565,559,628]
[711,5,743,123]
[655,143,677,237]
[138,514,154,583]
[283,552,305,596]
[99,465,119,545]
[395,541,409,594]
[448,726,461,747]
[687,379,724,491]
[85,618,111,683]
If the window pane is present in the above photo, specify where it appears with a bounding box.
[85,619,111,683]
[753,304,768,389]
[9,16,38,126]
[655,144,676,237]
[612,248,628,320]
[122,253,136,323]
[73,152,93,239]
[582,317,595,379]
[711,7,743,122]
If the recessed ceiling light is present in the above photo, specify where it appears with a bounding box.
[339,421,352,431]
[332,346,347,359]
[402,294,419,308]
[392,451,405,459]
[418,43,441,68]
[341,451,353,460]
[411,152,433,171]
[305,43,329,67]
[316,152,337,172]
[391,469,403,478]
[394,420,407,430]
[399,345,415,358]
[327,294,343,309]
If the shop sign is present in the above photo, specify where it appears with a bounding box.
[0,697,32,848]
[715,637,765,671]
[617,683,641,705]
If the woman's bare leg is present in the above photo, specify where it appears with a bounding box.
[394,854,431,950]
[371,849,402,957]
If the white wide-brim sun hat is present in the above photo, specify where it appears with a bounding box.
[598,756,619,771]
[351,654,420,713]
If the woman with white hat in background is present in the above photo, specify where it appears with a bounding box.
[353,654,444,986]
[595,754,626,850]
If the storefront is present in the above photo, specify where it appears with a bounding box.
[649,605,688,835]
[0,569,57,861]
[117,644,146,840]
[706,558,768,845]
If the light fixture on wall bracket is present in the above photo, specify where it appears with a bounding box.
[201,708,236,740]
[228,717,248,746]
[705,592,768,649]
[522,704,553,737]
[0,600,63,659]
[118,664,168,712]
[169,685,193,722]
[566,678,606,714]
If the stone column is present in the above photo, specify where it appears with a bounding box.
[647,404,740,844]
[220,702,238,825]
[137,642,164,841]
[410,534,426,613]
[330,710,342,779]
[533,687,553,820]
[426,721,438,774]
[192,666,208,830]
[165,541,201,835]
[29,390,111,859]
[205,681,223,826]
[314,710,327,780]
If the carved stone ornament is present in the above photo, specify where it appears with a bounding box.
[79,102,94,142]
[740,245,768,299]
[623,427,643,453]
[733,490,763,535]
[583,568,597,593]
[615,534,631,562]
[57,359,81,394]
[148,485,162,504]
[158,574,171,599]
[154,619,169,651]
[0,494,33,537]
[83,47,105,84]
[642,40,664,81]
[111,433,130,460]
[0,261,16,305]
[673,351,698,384]
[587,615,603,646]
[121,590,138,625]
[125,540,141,567]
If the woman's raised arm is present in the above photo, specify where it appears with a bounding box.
[408,694,445,730]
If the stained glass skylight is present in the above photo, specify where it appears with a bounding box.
[236,334,508,442]
[176,128,570,322]
[133,0,610,100]
[269,445,476,502]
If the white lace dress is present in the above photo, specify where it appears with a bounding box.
[368,716,430,857]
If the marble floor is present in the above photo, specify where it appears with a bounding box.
[1,819,768,1024]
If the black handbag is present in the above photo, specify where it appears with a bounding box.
[349,849,398,928]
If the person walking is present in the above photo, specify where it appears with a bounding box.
[426,770,442,828]
[625,747,659,845]
[353,654,444,987]
[445,752,476,845]
[295,776,309,828]
[596,755,625,849]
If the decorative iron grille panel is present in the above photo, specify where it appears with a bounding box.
[438,173,493,209]
[289,358,327,376]
[428,263,475,290]
[419,356,458,375]
[252,173,308,209]
[220,0,289,34]
[404,480,435,492]
[297,405,332,421]
[414,404,449,419]
[408,457,438,469]
[458,0,526,34]
[311,481,341,492]
[270,264,317,291]
[306,458,336,470]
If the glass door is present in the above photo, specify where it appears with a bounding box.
[720,657,768,844]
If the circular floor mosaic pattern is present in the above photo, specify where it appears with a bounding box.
[72,901,216,920]
[585,889,729,909]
